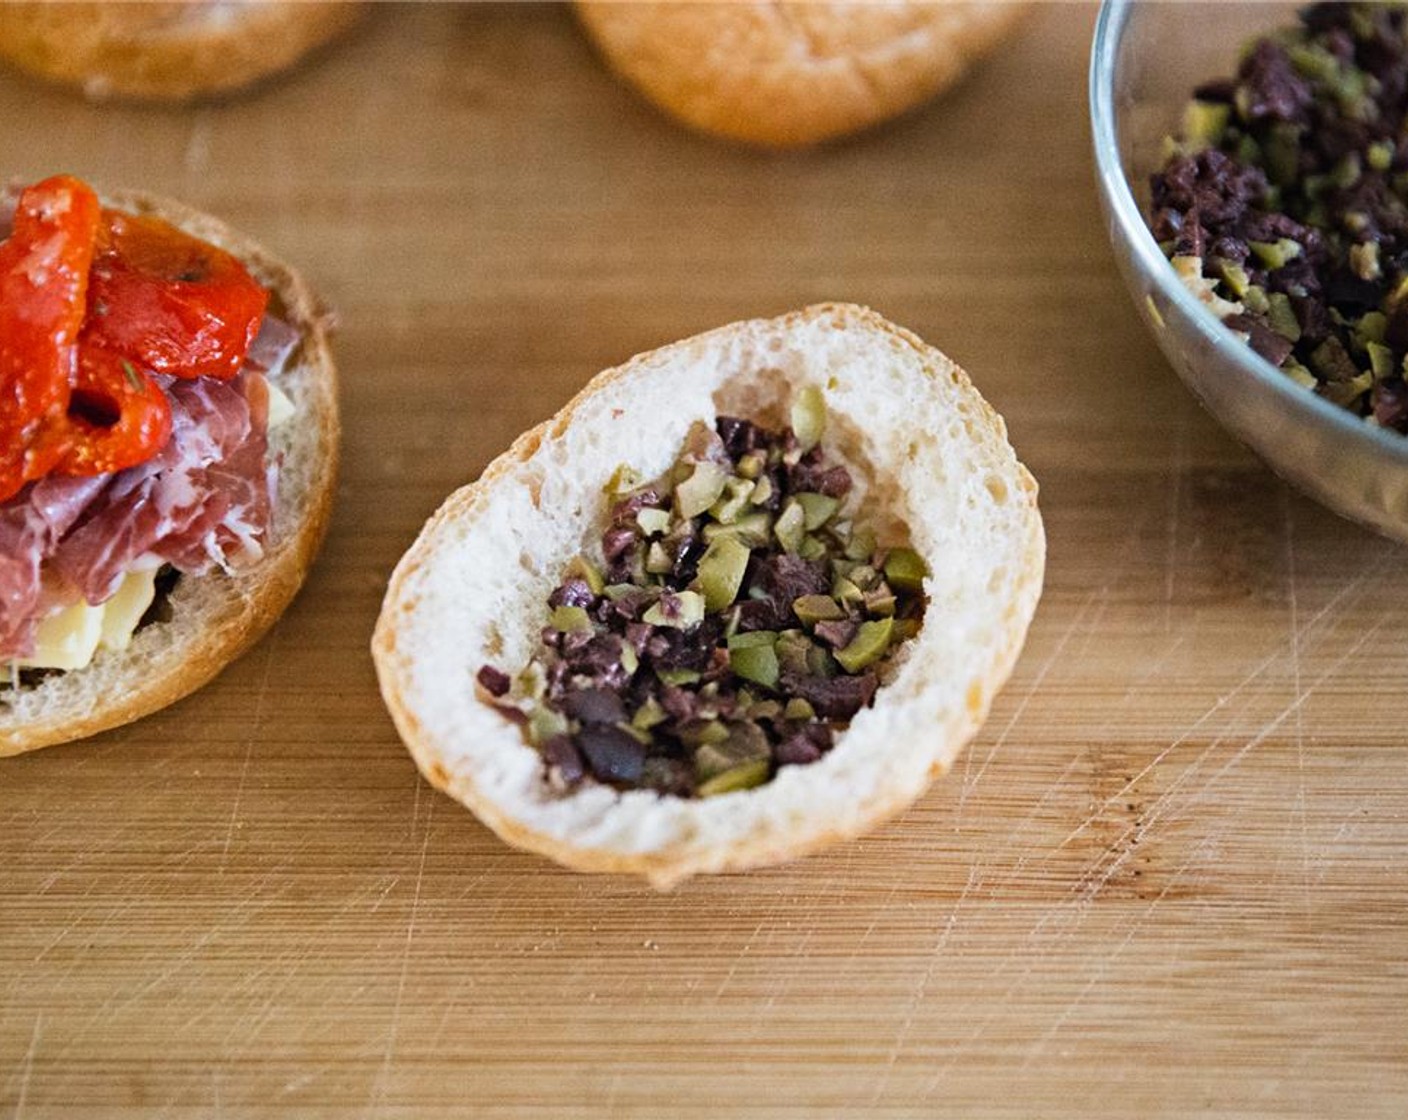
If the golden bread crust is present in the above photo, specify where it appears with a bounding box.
[0,1,366,101]
[574,1,1029,148]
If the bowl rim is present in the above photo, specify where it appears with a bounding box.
[1089,0,1408,466]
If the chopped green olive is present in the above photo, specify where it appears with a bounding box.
[784,697,816,721]
[794,491,839,531]
[1357,311,1388,345]
[774,501,806,554]
[736,451,765,480]
[835,617,894,673]
[1369,341,1395,380]
[642,590,705,629]
[1266,293,1301,342]
[728,635,779,690]
[883,547,928,594]
[1218,261,1252,298]
[695,723,770,781]
[833,577,864,606]
[709,477,755,524]
[704,511,772,549]
[848,564,879,591]
[863,585,897,617]
[550,606,593,633]
[675,461,729,519]
[645,541,672,574]
[790,385,826,452]
[632,696,668,731]
[679,719,730,747]
[794,594,844,626]
[604,463,643,498]
[636,507,671,536]
[845,526,877,562]
[1250,238,1302,270]
[1180,99,1229,149]
[697,535,750,612]
[528,706,568,747]
[697,758,770,797]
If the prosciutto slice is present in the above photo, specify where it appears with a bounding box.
[0,321,289,659]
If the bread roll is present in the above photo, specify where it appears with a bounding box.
[0,188,340,756]
[373,304,1043,887]
[575,1,1028,148]
[0,1,366,102]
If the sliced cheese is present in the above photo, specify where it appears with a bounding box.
[267,381,295,430]
[12,568,158,672]
[99,567,157,653]
[14,598,104,672]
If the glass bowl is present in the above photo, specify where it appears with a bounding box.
[1090,0,1408,542]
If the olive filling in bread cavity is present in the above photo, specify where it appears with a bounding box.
[479,388,928,798]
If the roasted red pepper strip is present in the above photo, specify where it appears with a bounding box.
[55,347,172,477]
[0,175,100,502]
[86,210,268,381]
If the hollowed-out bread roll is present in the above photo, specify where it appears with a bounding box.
[373,304,1044,887]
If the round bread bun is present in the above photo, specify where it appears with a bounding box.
[573,1,1028,149]
[373,304,1043,888]
[0,1,366,102]
[0,187,340,756]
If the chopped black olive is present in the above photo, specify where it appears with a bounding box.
[481,394,928,798]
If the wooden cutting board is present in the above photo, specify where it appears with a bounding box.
[3,5,1406,1116]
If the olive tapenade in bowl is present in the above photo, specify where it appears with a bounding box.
[1092,1,1408,541]
[372,304,1043,888]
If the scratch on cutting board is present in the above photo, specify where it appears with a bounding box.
[710,918,768,1005]
[1051,608,1388,919]
[921,824,1221,1096]
[919,568,1393,1090]
[868,878,974,1104]
[8,1014,41,1120]
[1281,489,1312,919]
[220,634,281,869]
[1163,419,1186,633]
[958,589,1103,818]
[200,871,404,1050]
[1017,835,1213,1071]
[958,493,1154,826]
[365,784,434,1117]
[1056,544,1394,855]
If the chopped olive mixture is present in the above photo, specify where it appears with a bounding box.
[479,388,928,798]
[1149,3,1408,430]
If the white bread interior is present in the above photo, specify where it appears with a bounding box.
[0,188,339,756]
[373,304,1043,888]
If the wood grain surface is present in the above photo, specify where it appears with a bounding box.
[4,5,1408,1117]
